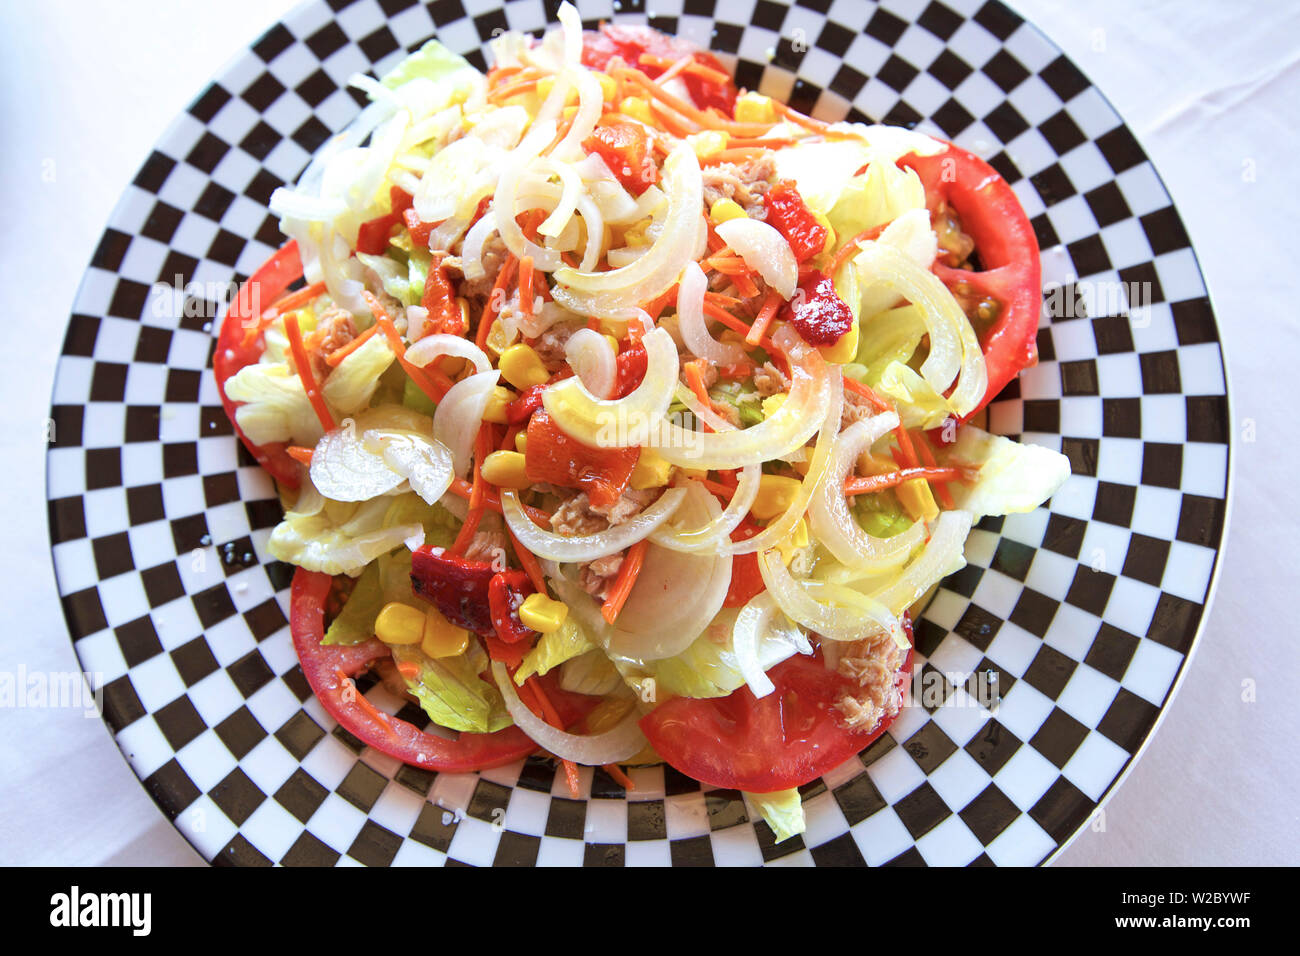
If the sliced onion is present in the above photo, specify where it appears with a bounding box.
[651,326,833,470]
[499,487,687,562]
[535,156,583,239]
[867,509,973,615]
[565,328,617,399]
[405,334,491,374]
[542,326,678,448]
[575,191,605,274]
[807,410,926,570]
[676,261,746,364]
[433,369,499,476]
[650,467,760,553]
[715,218,798,300]
[758,548,904,646]
[550,67,603,163]
[491,662,647,764]
[309,406,431,502]
[556,1,584,67]
[732,591,812,698]
[460,208,498,281]
[551,144,703,317]
[495,120,563,271]
[518,299,579,339]
[362,429,455,507]
[852,241,987,417]
[427,215,471,254]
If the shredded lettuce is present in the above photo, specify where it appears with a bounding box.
[876,360,953,430]
[745,789,806,843]
[852,305,928,385]
[322,333,396,414]
[942,426,1072,519]
[379,39,477,93]
[267,496,421,577]
[515,617,594,684]
[322,563,385,646]
[224,362,324,447]
[389,642,513,734]
[559,650,624,696]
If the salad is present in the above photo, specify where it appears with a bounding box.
[214,6,1070,844]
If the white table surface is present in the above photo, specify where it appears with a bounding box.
[2,0,1296,867]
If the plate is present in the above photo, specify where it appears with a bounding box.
[45,0,1230,866]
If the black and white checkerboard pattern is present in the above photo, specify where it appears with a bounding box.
[45,0,1230,866]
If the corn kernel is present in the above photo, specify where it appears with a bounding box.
[776,517,809,565]
[734,91,777,125]
[688,130,729,160]
[618,96,654,125]
[751,474,802,520]
[857,452,898,477]
[421,606,470,658]
[374,602,426,646]
[480,450,530,489]
[709,198,746,225]
[485,317,518,357]
[596,73,618,102]
[514,431,528,454]
[498,344,549,391]
[537,76,579,107]
[897,478,940,523]
[519,593,569,633]
[603,334,620,355]
[818,318,859,364]
[482,385,518,424]
[761,393,787,418]
[630,448,673,490]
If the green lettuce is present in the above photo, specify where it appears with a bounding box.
[745,789,806,844]
[224,362,323,447]
[379,39,477,93]
[322,562,386,646]
[942,426,1072,520]
[389,642,513,734]
[321,332,396,415]
[852,305,928,385]
[515,618,594,684]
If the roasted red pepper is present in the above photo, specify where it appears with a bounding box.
[506,384,547,425]
[355,187,414,255]
[613,341,647,398]
[409,546,497,636]
[723,520,766,608]
[783,274,854,346]
[583,118,658,195]
[488,570,538,645]
[420,259,463,336]
[762,180,828,263]
[524,410,639,508]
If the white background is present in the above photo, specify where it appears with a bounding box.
[1,0,1296,866]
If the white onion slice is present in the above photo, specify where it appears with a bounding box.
[758,548,904,646]
[460,209,498,281]
[807,410,926,570]
[491,662,647,764]
[542,326,679,448]
[500,487,687,562]
[405,334,491,374]
[535,156,583,239]
[867,509,973,615]
[565,328,617,399]
[715,217,798,300]
[551,67,604,162]
[676,261,746,364]
[310,425,406,502]
[732,592,811,698]
[495,120,563,271]
[433,370,499,476]
[650,466,760,553]
[361,429,455,507]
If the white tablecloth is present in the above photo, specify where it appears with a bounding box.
[2,0,1295,866]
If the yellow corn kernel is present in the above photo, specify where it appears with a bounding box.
[536,76,579,107]
[751,474,802,521]
[519,593,569,633]
[618,95,654,124]
[498,344,549,391]
[374,602,426,646]
[514,431,528,454]
[485,317,518,357]
[858,452,898,477]
[421,606,470,659]
[688,130,729,160]
[480,450,530,489]
[761,393,787,418]
[897,478,940,524]
[596,73,618,102]
[776,517,810,565]
[719,329,747,348]
[818,318,859,364]
[630,448,673,490]
[709,198,747,225]
[603,334,620,355]
[482,385,518,424]
[734,91,776,125]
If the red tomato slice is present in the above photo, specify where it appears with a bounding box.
[289,567,596,771]
[899,143,1042,415]
[213,240,306,489]
[639,618,914,792]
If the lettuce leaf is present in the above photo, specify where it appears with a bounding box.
[379,39,476,93]
[389,643,513,734]
[322,562,386,645]
[559,650,623,697]
[321,333,396,415]
[514,618,594,684]
[942,426,1072,519]
[852,305,928,385]
[745,789,806,844]
[267,496,422,577]
[224,361,324,447]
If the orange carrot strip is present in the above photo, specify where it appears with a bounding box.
[826,223,887,277]
[746,287,784,346]
[647,100,698,138]
[601,538,649,624]
[894,423,920,469]
[844,466,972,497]
[395,660,421,681]
[914,434,956,509]
[365,291,453,401]
[843,376,893,413]
[285,445,314,466]
[506,526,547,595]
[524,677,581,798]
[519,255,535,318]
[476,254,519,351]
[323,323,379,367]
[615,68,773,137]
[243,280,327,347]
[284,313,336,433]
[603,763,636,790]
[771,99,830,134]
[335,668,393,729]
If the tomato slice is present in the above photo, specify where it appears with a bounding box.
[899,143,1042,415]
[580,24,738,115]
[289,568,595,771]
[639,619,914,792]
[214,241,309,488]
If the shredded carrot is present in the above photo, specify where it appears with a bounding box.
[506,526,547,595]
[284,313,336,433]
[771,99,830,134]
[826,223,888,277]
[844,466,972,497]
[647,99,698,138]
[601,538,649,624]
[365,291,453,402]
[746,287,784,346]
[395,660,421,681]
[844,376,893,413]
[285,445,314,466]
[518,255,534,318]
[450,424,494,555]
[614,68,773,137]
[476,254,519,351]
[488,76,539,104]
[914,434,956,509]
[323,322,379,367]
[334,668,393,730]
[705,221,728,254]
[643,283,679,320]
[603,763,636,790]
[704,254,750,275]
[702,300,775,353]
[520,677,581,798]
[637,52,731,87]
[243,280,327,348]
[683,359,713,409]
[894,422,920,469]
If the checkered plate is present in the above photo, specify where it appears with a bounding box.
[45,0,1231,866]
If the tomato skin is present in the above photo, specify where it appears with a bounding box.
[580,24,738,115]
[639,618,914,792]
[583,119,658,196]
[763,180,828,263]
[722,521,765,608]
[524,410,640,508]
[613,341,647,398]
[899,143,1042,414]
[213,240,306,489]
[289,567,595,771]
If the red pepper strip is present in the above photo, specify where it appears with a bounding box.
[355,186,415,255]
[488,570,538,645]
[475,254,518,352]
[524,410,640,509]
[763,180,828,263]
[506,384,547,425]
[409,546,498,635]
[723,519,766,608]
[843,466,973,497]
[781,274,854,347]
[420,257,463,336]
[583,118,659,195]
[402,207,435,250]
[215,241,306,487]
[283,313,336,433]
[289,568,595,771]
